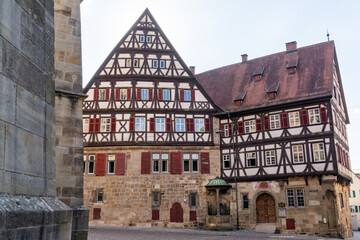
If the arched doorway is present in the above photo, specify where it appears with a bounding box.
[256,193,276,223]
[325,190,337,229]
[170,202,183,222]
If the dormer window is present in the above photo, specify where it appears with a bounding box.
[286,60,298,75]
[234,91,247,106]
[253,67,265,82]
[268,92,276,100]
[267,83,279,100]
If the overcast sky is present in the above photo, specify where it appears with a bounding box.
[80,0,360,170]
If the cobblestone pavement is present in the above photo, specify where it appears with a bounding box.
[89,226,360,240]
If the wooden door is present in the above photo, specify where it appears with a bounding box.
[256,193,276,223]
[170,202,183,222]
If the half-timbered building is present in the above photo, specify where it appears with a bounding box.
[82,9,221,228]
[196,41,352,237]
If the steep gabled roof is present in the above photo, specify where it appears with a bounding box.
[196,41,341,113]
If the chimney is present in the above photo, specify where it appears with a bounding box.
[189,66,195,75]
[241,54,248,64]
[286,41,297,53]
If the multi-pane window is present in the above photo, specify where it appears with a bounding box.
[120,89,127,100]
[152,154,160,173]
[292,145,304,163]
[313,143,325,162]
[160,60,165,68]
[156,118,166,132]
[152,192,160,207]
[152,60,158,68]
[287,189,305,207]
[183,154,199,172]
[135,118,145,131]
[88,155,95,174]
[289,112,300,127]
[224,124,229,137]
[195,119,205,132]
[108,155,115,174]
[141,89,149,100]
[161,154,168,172]
[246,152,256,167]
[96,189,103,202]
[242,194,249,210]
[162,89,170,101]
[244,120,256,133]
[190,193,197,207]
[265,150,276,165]
[184,90,191,101]
[222,155,231,169]
[83,119,89,133]
[309,108,321,124]
[270,114,281,129]
[101,118,111,132]
[98,89,106,100]
[175,119,185,132]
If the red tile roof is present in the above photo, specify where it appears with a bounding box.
[196,41,334,112]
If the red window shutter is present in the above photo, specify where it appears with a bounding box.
[190,118,195,132]
[115,153,125,175]
[137,88,141,100]
[95,153,106,176]
[150,118,155,132]
[93,208,101,220]
[127,88,132,100]
[320,107,327,123]
[220,124,225,137]
[141,152,151,174]
[89,118,95,132]
[200,152,210,174]
[300,110,309,126]
[170,152,182,174]
[205,118,211,132]
[179,89,184,102]
[191,89,195,101]
[228,123,232,136]
[256,118,262,132]
[93,88,98,100]
[238,121,244,134]
[166,118,171,132]
[264,116,270,130]
[95,118,100,132]
[152,209,160,220]
[115,88,120,100]
[149,89,153,100]
[280,113,289,128]
[129,117,135,132]
[158,89,163,100]
[111,117,116,132]
[189,210,196,221]
[286,218,295,230]
[105,88,110,100]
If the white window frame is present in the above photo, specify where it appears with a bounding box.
[96,189,103,203]
[162,89,170,101]
[139,35,145,42]
[270,114,281,129]
[98,89,106,100]
[289,112,300,127]
[244,120,256,134]
[152,60,158,68]
[152,154,160,173]
[195,119,205,132]
[296,189,305,207]
[160,60,165,68]
[175,118,185,132]
[222,155,231,169]
[313,142,325,162]
[183,154,190,173]
[292,145,304,163]
[108,154,115,174]
[119,89,127,100]
[88,155,95,174]
[135,117,145,131]
[184,90,191,101]
[287,189,305,207]
[286,189,295,207]
[146,35,152,43]
[309,108,321,125]
[83,119,89,133]
[265,150,276,165]
[141,89,149,100]
[161,154,168,172]
[191,154,199,172]
[100,118,111,132]
[246,152,256,167]
[155,118,166,132]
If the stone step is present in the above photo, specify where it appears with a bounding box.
[254,223,276,234]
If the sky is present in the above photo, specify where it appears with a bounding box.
[80,0,360,170]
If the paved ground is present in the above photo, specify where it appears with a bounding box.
[89,226,360,240]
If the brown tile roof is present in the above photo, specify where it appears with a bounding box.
[196,41,334,112]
